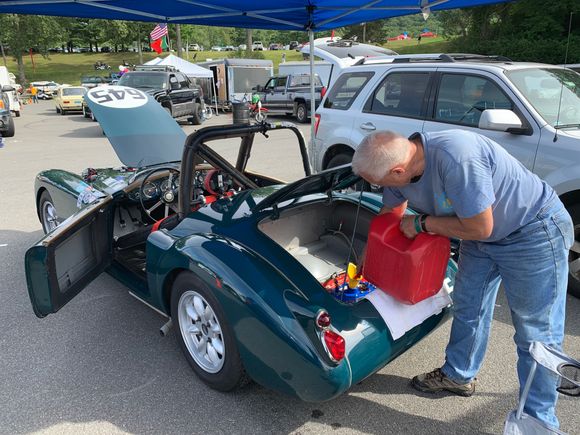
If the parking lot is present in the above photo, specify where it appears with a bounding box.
[0,101,579,435]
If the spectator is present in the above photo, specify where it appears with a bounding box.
[30,85,38,103]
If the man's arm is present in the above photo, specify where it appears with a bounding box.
[400,207,494,240]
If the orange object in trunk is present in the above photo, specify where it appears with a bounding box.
[363,213,450,304]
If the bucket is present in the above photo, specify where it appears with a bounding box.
[363,213,450,304]
[232,102,250,125]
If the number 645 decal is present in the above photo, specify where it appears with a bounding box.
[87,86,148,109]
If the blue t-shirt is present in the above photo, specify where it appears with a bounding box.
[382,130,556,242]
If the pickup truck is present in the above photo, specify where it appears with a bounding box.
[254,73,325,123]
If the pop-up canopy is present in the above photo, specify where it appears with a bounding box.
[0,1,513,31]
[0,0,514,170]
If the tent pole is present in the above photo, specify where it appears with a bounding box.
[213,78,219,116]
[309,28,315,172]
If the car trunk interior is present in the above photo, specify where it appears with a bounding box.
[258,200,376,283]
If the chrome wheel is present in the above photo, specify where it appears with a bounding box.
[178,290,225,373]
[42,200,59,233]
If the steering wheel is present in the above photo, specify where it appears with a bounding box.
[139,167,181,222]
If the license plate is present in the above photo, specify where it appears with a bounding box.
[74,100,81,104]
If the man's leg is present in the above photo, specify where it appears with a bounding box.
[412,240,501,395]
[492,205,571,428]
[442,240,502,382]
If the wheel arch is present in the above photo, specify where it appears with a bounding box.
[149,232,350,400]
[322,144,355,170]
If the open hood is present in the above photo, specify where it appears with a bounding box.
[85,85,186,168]
[254,164,361,212]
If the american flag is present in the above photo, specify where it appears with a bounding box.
[150,23,168,40]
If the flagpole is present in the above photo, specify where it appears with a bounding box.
[165,23,170,53]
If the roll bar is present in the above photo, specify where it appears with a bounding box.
[178,122,310,219]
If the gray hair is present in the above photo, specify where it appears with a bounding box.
[351,131,410,182]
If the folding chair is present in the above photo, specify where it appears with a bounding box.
[504,342,580,435]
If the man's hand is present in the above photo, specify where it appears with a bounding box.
[400,215,419,239]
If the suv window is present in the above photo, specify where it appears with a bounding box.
[276,76,287,88]
[366,72,430,118]
[435,74,513,127]
[177,73,189,89]
[323,72,374,110]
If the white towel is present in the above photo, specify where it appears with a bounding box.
[364,279,453,340]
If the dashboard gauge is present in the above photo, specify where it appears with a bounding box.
[160,178,171,192]
[142,181,159,200]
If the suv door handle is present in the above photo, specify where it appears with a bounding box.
[360,122,376,131]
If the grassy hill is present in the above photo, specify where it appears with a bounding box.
[3,37,451,85]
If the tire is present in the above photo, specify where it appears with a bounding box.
[327,153,371,192]
[190,102,203,125]
[14,111,20,118]
[295,102,308,123]
[83,106,90,118]
[91,111,97,122]
[3,116,15,137]
[60,108,66,116]
[56,106,60,114]
[39,190,60,234]
[567,203,580,298]
[171,272,247,391]
[327,153,353,169]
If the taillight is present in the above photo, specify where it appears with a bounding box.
[315,310,345,362]
[320,86,327,98]
[63,100,70,104]
[314,114,321,137]
[0,100,4,109]
[316,311,331,328]
[323,330,345,361]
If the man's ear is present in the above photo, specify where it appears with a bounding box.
[391,166,405,175]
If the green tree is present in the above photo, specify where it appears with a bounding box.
[0,14,62,84]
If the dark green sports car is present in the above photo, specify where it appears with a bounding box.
[25,85,456,401]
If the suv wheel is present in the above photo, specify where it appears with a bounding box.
[164,106,172,117]
[327,153,353,169]
[295,103,308,123]
[567,204,580,298]
[190,102,203,125]
[2,116,15,137]
[327,152,372,192]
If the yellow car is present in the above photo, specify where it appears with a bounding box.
[54,86,87,115]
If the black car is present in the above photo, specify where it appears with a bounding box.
[117,67,205,124]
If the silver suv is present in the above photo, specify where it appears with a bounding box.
[313,54,580,297]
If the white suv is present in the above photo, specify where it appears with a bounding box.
[313,54,580,296]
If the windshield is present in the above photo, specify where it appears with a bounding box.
[62,87,86,96]
[507,68,580,128]
[118,73,167,89]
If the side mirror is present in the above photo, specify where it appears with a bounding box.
[254,85,263,93]
[478,109,522,132]
[1,85,15,92]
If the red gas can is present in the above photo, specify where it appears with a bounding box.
[363,213,450,304]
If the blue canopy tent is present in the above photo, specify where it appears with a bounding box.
[0,0,514,167]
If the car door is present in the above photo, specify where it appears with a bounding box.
[260,77,277,108]
[423,69,540,170]
[177,73,195,115]
[25,196,114,318]
[350,68,435,149]
[269,76,289,111]
[168,73,187,117]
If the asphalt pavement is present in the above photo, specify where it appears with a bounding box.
[0,101,578,435]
